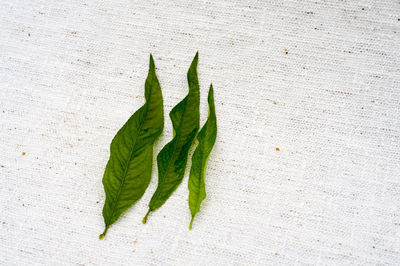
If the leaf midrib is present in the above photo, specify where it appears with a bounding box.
[191,124,216,214]
[153,94,197,206]
[192,147,206,214]
[106,90,153,226]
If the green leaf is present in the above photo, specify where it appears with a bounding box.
[188,85,217,230]
[100,55,164,239]
[143,53,200,223]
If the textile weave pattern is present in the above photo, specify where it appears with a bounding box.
[1,0,399,265]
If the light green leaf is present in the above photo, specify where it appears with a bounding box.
[100,55,164,239]
[188,85,217,230]
[143,53,200,223]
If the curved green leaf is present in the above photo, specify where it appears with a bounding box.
[143,53,200,223]
[100,55,164,239]
[188,85,217,230]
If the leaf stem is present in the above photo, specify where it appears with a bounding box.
[189,217,194,230]
[142,210,151,224]
[99,227,108,240]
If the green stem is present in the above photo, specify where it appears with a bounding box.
[189,217,194,230]
[99,227,108,240]
[142,210,151,224]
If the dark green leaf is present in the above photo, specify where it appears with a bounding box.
[100,55,164,239]
[143,53,200,223]
[188,85,217,230]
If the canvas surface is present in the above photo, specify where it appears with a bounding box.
[1,0,399,265]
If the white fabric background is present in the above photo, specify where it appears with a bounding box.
[1,0,399,265]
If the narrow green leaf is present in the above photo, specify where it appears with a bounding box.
[100,55,164,239]
[188,85,217,230]
[143,53,200,223]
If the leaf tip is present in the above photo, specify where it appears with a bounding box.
[149,54,155,68]
[208,84,215,104]
[191,52,199,66]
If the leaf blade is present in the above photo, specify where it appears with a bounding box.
[100,55,164,238]
[188,84,217,230]
[144,53,200,222]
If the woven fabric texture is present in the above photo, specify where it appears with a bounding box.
[1,0,400,265]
